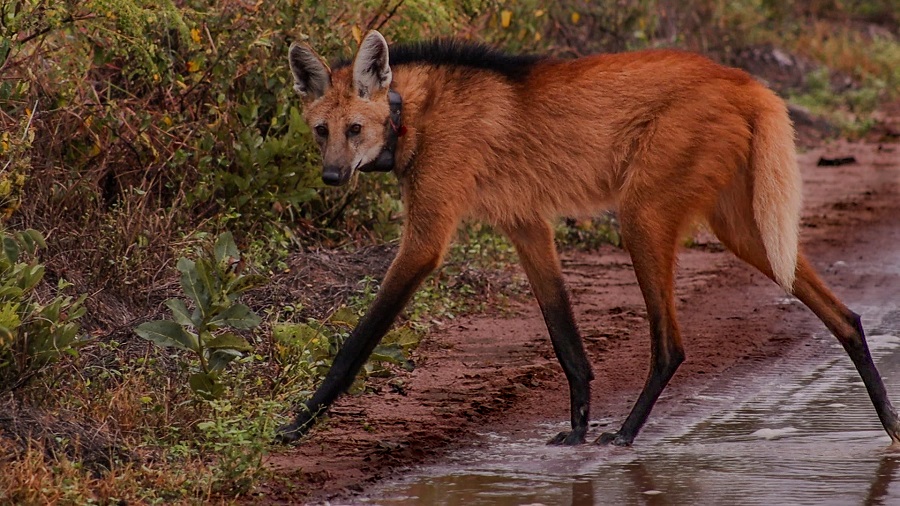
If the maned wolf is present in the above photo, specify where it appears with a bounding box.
[277,30,900,446]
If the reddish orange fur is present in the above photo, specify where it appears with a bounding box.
[352,50,798,290]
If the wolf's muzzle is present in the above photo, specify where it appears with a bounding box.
[322,165,350,186]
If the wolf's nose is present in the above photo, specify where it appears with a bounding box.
[322,171,342,186]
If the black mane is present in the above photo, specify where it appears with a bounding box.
[334,39,544,82]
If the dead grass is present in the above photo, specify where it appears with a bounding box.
[792,20,900,87]
[0,437,225,505]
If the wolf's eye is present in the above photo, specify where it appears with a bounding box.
[314,125,328,137]
[347,123,362,136]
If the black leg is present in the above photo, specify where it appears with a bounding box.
[596,312,683,446]
[791,256,900,443]
[275,269,427,442]
[596,212,684,446]
[276,215,454,443]
[844,313,900,439]
[504,220,593,445]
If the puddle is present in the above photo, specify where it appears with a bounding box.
[366,323,900,505]
[367,272,900,504]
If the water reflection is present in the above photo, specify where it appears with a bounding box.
[571,479,593,506]
[865,455,900,506]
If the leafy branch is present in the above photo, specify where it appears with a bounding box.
[135,232,265,398]
[0,229,88,391]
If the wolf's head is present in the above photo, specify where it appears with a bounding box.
[289,31,400,186]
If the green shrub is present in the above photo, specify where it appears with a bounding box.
[0,229,87,391]
[196,398,281,495]
[135,232,265,399]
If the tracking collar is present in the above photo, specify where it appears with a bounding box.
[358,89,405,173]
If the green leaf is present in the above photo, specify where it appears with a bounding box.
[193,259,221,309]
[370,343,414,372]
[198,330,213,346]
[371,343,405,364]
[18,265,44,292]
[191,307,203,328]
[0,286,23,300]
[209,303,261,330]
[214,231,239,264]
[0,303,20,331]
[383,326,422,350]
[206,332,252,351]
[16,232,34,256]
[177,258,210,319]
[135,320,199,351]
[208,348,241,372]
[189,372,224,399]
[3,237,18,264]
[15,229,46,257]
[23,229,46,250]
[273,322,321,347]
[41,299,61,322]
[165,299,194,328]
[330,307,359,327]
[68,304,87,321]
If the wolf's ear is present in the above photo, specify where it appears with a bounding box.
[352,31,392,99]
[289,42,331,101]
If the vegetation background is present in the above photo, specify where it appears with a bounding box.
[0,0,898,502]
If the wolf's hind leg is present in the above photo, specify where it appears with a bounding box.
[503,219,593,445]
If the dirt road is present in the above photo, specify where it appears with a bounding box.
[264,136,899,504]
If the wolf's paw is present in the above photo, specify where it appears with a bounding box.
[275,413,315,444]
[547,429,586,446]
[594,431,633,447]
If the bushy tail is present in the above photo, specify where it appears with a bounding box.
[751,100,803,292]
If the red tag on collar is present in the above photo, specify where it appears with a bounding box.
[390,118,406,137]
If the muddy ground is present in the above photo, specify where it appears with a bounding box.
[263,129,899,504]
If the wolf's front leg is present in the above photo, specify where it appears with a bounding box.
[276,209,458,443]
